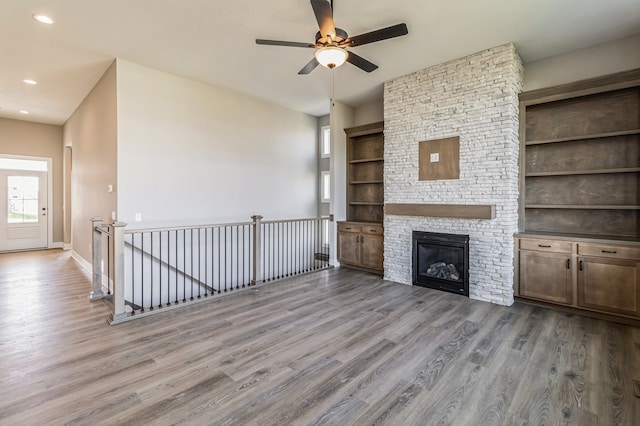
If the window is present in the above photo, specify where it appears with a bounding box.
[320,125,330,158]
[321,171,330,203]
[8,176,39,223]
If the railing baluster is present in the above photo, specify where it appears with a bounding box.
[241,225,245,287]
[131,233,135,314]
[158,231,162,308]
[174,230,178,304]
[205,228,209,297]
[236,226,239,289]
[197,228,201,299]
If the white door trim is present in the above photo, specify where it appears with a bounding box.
[0,154,53,249]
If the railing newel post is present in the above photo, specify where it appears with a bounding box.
[251,215,263,285]
[88,217,105,302]
[108,221,128,324]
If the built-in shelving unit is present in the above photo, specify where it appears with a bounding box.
[515,69,640,324]
[338,122,385,275]
[345,122,384,223]
[519,70,640,238]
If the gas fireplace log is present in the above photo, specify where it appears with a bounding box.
[426,262,460,281]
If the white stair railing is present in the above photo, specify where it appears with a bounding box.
[89,215,332,324]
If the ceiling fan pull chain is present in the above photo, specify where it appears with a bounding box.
[331,67,335,107]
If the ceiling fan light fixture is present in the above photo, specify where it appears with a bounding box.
[315,46,348,69]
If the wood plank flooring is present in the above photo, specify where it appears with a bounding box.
[0,249,639,425]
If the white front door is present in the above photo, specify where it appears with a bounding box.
[0,170,48,251]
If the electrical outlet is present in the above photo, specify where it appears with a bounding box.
[135,213,142,222]
[111,211,116,220]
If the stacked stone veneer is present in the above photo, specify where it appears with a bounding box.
[383,43,523,306]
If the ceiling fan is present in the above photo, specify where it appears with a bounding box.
[256,0,408,74]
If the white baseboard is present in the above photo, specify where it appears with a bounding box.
[63,243,72,250]
[72,250,111,293]
[49,242,64,249]
[71,250,92,274]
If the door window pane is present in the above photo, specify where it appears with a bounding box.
[7,176,39,223]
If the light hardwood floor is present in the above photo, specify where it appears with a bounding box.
[0,249,639,425]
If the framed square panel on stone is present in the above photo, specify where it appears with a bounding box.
[419,136,460,181]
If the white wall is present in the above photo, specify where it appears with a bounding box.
[353,100,383,127]
[115,60,318,227]
[524,33,640,91]
[328,100,354,264]
[0,118,64,244]
[317,114,330,217]
[63,61,118,262]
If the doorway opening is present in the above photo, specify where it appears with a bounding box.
[0,155,52,251]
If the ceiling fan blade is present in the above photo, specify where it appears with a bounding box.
[346,52,378,73]
[298,57,320,75]
[256,39,316,48]
[343,23,408,47]
[310,0,336,40]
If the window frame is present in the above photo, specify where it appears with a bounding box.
[320,171,330,203]
[320,125,331,159]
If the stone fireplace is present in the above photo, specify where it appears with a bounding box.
[383,43,523,306]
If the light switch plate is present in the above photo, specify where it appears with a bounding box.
[135,213,142,222]
[430,152,440,163]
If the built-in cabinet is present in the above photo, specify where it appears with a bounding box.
[516,69,640,322]
[516,235,640,319]
[338,122,384,275]
[518,238,573,305]
[337,222,383,274]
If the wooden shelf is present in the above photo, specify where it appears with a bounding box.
[350,180,383,185]
[526,167,640,177]
[349,157,384,164]
[350,202,384,206]
[526,205,640,210]
[525,129,640,146]
[385,203,496,219]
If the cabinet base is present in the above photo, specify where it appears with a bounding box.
[515,297,640,327]
[339,263,383,276]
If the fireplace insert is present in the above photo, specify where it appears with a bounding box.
[412,231,469,296]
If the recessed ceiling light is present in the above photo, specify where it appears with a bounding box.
[23,79,38,85]
[33,14,54,24]
[20,110,30,114]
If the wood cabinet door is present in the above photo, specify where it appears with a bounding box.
[337,231,361,266]
[360,234,384,271]
[519,250,573,305]
[578,256,640,317]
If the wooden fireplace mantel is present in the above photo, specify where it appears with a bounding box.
[385,203,496,220]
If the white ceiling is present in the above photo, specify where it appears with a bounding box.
[1,0,639,125]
